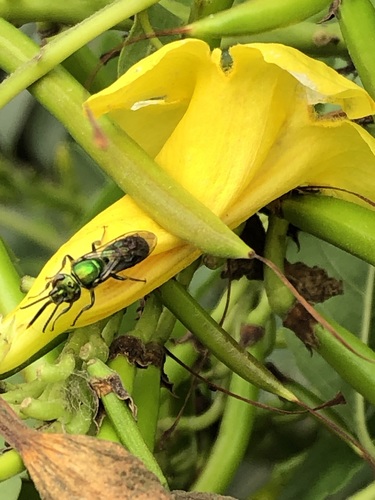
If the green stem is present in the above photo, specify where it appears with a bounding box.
[0,19,250,259]
[338,0,375,100]
[0,0,160,109]
[133,295,163,343]
[157,280,296,401]
[280,195,375,267]
[354,266,375,458]
[192,340,264,493]
[19,397,70,422]
[159,392,224,431]
[131,295,163,450]
[222,21,347,58]
[0,0,132,26]
[1,379,46,404]
[349,481,375,499]
[0,239,23,315]
[189,0,234,47]
[87,358,168,488]
[0,449,24,481]
[132,366,161,450]
[96,416,122,442]
[187,0,331,38]
[138,10,163,50]
[264,216,295,317]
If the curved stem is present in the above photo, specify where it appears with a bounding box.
[354,266,375,458]
[0,449,24,481]
[0,0,159,109]
[338,0,375,100]
[157,279,297,401]
[0,0,131,27]
[222,21,347,57]
[138,10,163,50]
[87,358,168,488]
[192,370,258,492]
[159,392,225,432]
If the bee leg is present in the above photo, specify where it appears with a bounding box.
[42,303,61,333]
[46,255,74,278]
[110,273,146,283]
[91,226,108,252]
[71,290,96,326]
[51,302,74,331]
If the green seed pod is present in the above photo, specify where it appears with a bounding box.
[187,0,332,37]
[338,0,375,100]
[280,195,375,267]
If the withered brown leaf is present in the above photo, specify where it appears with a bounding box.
[0,397,170,500]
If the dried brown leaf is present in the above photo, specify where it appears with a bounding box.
[0,398,170,500]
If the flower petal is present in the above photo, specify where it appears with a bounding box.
[87,39,211,156]
[244,43,375,118]
[4,39,375,375]
[226,119,375,227]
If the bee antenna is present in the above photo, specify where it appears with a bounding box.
[21,293,53,309]
[27,299,53,329]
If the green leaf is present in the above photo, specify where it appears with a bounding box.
[279,435,369,500]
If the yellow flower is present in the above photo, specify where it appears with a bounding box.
[1,39,375,375]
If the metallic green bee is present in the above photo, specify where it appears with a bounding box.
[22,231,157,332]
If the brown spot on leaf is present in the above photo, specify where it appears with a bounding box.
[110,336,164,368]
[285,261,343,304]
[239,324,265,348]
[90,374,137,418]
[283,303,319,353]
[110,336,173,392]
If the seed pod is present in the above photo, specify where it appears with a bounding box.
[338,0,375,100]
[187,0,332,38]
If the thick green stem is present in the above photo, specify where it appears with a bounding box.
[187,0,331,37]
[87,358,168,488]
[0,19,250,259]
[131,295,163,450]
[0,0,131,27]
[0,0,159,109]
[157,280,296,401]
[189,0,234,46]
[280,195,375,267]
[264,216,295,317]
[192,368,259,493]
[338,0,375,100]
[222,21,347,58]
[0,449,24,481]
[132,366,161,451]
[353,267,375,458]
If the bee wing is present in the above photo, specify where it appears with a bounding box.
[81,231,157,259]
